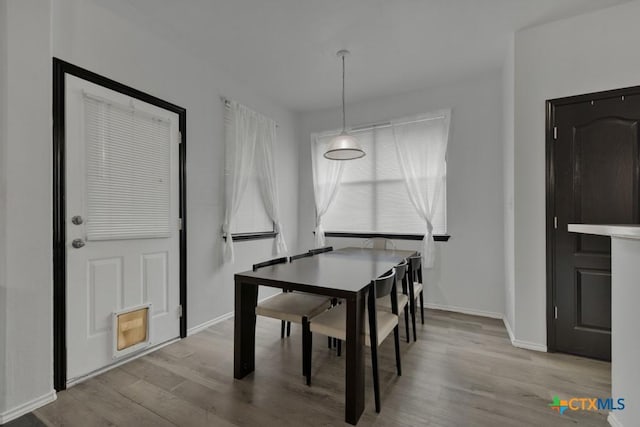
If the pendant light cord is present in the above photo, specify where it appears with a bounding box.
[341,54,346,132]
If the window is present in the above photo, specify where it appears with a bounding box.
[222,99,287,261]
[230,169,274,235]
[222,100,275,237]
[319,111,449,236]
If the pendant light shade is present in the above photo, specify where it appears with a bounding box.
[324,131,365,160]
[324,50,365,161]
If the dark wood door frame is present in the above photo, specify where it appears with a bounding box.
[53,58,188,391]
[546,84,640,353]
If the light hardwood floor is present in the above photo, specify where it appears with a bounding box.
[35,309,611,426]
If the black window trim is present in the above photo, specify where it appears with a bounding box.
[223,231,278,242]
[318,231,450,242]
[221,218,278,242]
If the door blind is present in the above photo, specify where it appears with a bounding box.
[84,93,171,240]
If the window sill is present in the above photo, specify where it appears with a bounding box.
[223,232,278,242]
[320,231,450,242]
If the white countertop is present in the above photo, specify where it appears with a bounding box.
[568,224,640,239]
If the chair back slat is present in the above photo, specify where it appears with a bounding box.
[309,246,333,255]
[395,261,408,282]
[289,252,313,262]
[372,269,396,299]
[408,255,422,283]
[252,256,288,271]
[394,261,408,293]
[408,255,421,271]
[362,238,396,250]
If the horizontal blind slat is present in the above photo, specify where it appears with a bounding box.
[84,96,172,241]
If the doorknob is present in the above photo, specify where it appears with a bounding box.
[72,239,85,249]
[71,215,84,225]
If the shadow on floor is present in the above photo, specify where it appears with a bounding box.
[1,413,45,427]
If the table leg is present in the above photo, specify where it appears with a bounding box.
[234,278,258,379]
[344,291,366,425]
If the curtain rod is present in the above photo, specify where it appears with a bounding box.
[220,96,279,128]
[350,115,446,132]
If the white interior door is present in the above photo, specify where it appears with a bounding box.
[65,75,181,382]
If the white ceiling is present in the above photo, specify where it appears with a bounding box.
[95,0,632,112]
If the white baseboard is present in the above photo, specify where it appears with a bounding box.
[426,303,547,352]
[510,340,547,352]
[501,317,547,352]
[503,316,516,342]
[424,303,548,351]
[425,302,503,319]
[0,390,56,424]
[189,299,549,354]
[187,311,234,336]
[187,292,282,336]
[608,412,623,427]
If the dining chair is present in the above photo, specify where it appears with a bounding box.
[309,246,333,255]
[277,251,315,337]
[305,269,401,413]
[408,255,424,340]
[376,260,411,342]
[254,256,332,376]
[306,246,341,349]
[362,237,396,250]
[291,249,338,350]
[253,256,289,337]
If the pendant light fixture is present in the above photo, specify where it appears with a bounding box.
[324,50,365,160]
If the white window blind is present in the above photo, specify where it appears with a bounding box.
[320,113,448,235]
[84,93,172,240]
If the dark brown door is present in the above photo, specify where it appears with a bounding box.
[550,90,640,361]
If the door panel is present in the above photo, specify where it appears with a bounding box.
[553,93,640,360]
[88,257,123,336]
[143,251,169,315]
[576,234,609,254]
[576,118,638,225]
[65,75,180,382]
[575,269,611,330]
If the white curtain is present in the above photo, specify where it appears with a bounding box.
[255,116,288,255]
[392,111,451,268]
[311,133,344,247]
[222,101,258,262]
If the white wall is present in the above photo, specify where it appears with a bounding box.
[503,34,516,337]
[0,0,8,413]
[513,0,640,348]
[1,0,55,421]
[1,0,300,420]
[297,71,506,317]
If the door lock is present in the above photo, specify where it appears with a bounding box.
[71,215,84,225]
[72,239,85,249]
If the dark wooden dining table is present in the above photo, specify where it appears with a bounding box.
[233,247,416,425]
